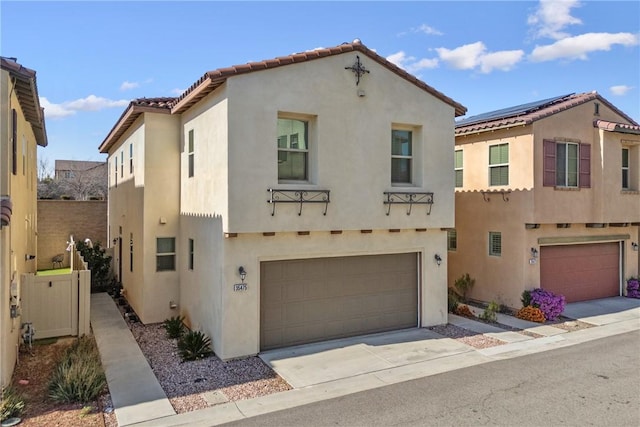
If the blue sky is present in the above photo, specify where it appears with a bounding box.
[1,1,638,167]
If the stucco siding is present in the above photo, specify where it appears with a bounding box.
[224,53,455,233]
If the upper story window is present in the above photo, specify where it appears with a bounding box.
[543,139,591,188]
[622,148,630,190]
[120,151,124,178]
[129,143,134,174]
[114,156,118,187]
[188,238,194,270]
[489,143,509,186]
[489,231,501,257]
[156,237,176,271]
[391,129,412,184]
[11,109,17,175]
[188,130,194,178]
[454,149,463,188]
[277,118,308,181]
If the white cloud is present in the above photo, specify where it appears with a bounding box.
[528,0,583,40]
[414,24,443,36]
[120,80,140,91]
[170,88,185,96]
[39,95,130,119]
[529,32,639,62]
[610,85,634,96]
[479,50,526,73]
[386,51,438,74]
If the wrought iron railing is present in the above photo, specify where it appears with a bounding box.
[383,191,434,215]
[267,189,330,216]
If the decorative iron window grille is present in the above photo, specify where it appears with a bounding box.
[383,191,434,215]
[267,189,330,216]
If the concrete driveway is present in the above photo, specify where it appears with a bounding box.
[260,297,640,389]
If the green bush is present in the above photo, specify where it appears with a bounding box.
[49,336,106,403]
[163,316,186,339]
[453,273,475,302]
[479,301,499,323]
[177,330,213,361]
[1,386,25,422]
[76,240,112,293]
[447,287,460,312]
[521,290,532,308]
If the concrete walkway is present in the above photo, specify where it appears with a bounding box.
[91,295,639,427]
[91,293,175,426]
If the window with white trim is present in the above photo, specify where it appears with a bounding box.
[129,143,134,174]
[447,229,457,251]
[391,129,412,184]
[489,143,508,186]
[454,149,463,188]
[156,237,176,271]
[489,232,501,257]
[556,142,579,187]
[188,130,194,178]
[120,151,124,178]
[622,147,630,190]
[277,118,309,181]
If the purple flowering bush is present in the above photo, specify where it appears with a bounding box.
[529,288,565,321]
[627,277,640,299]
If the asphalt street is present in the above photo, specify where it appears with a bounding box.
[223,330,640,427]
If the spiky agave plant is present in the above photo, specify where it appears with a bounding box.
[177,330,213,361]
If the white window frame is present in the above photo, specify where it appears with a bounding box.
[454,149,463,188]
[489,143,509,186]
[129,143,134,174]
[156,237,176,272]
[277,117,310,182]
[447,229,457,251]
[556,142,579,187]
[188,130,194,178]
[622,147,630,190]
[489,232,501,257]
[391,129,413,184]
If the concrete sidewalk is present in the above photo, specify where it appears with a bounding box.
[92,295,639,427]
[91,293,175,426]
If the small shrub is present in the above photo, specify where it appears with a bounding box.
[626,277,640,299]
[177,330,212,361]
[521,290,532,308]
[479,301,499,323]
[76,240,112,293]
[447,288,460,313]
[529,288,565,321]
[453,273,475,302]
[455,305,475,318]
[1,386,25,421]
[49,336,106,403]
[163,316,186,339]
[516,306,546,323]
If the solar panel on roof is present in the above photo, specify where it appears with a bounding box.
[455,93,574,127]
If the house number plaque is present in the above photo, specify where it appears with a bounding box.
[234,283,248,291]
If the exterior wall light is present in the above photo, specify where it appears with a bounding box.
[239,266,247,282]
[530,248,539,258]
[632,242,639,251]
[434,254,442,266]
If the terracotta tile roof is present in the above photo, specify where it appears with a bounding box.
[1,56,48,147]
[171,40,466,116]
[455,91,639,136]
[101,40,466,154]
[593,119,640,135]
[99,97,175,153]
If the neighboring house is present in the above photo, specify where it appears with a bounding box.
[1,56,48,386]
[450,92,640,309]
[51,159,107,200]
[99,40,466,360]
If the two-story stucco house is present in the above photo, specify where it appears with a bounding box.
[1,57,48,386]
[99,40,466,360]
[449,92,640,309]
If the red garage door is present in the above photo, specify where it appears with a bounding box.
[540,243,620,303]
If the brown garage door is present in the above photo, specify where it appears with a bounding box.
[540,243,620,303]
[261,253,418,350]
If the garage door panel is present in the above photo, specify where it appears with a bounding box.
[540,243,619,303]
[261,253,418,350]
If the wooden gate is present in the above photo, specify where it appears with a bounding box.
[21,270,91,339]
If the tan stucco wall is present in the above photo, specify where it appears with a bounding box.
[1,70,40,386]
[106,112,181,323]
[179,223,448,360]
[37,200,107,270]
[452,98,640,308]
